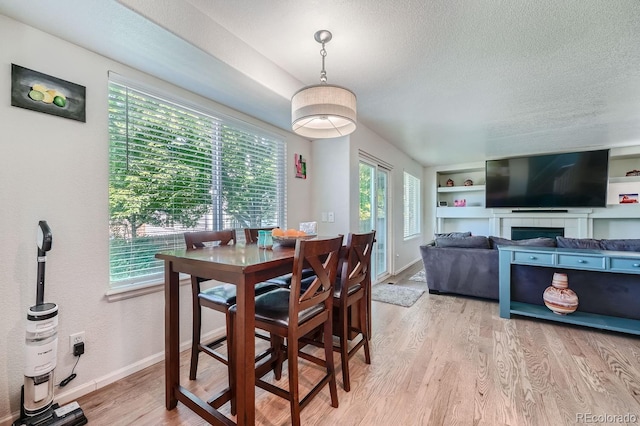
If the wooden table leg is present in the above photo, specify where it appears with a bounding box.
[234,276,256,425]
[164,261,180,409]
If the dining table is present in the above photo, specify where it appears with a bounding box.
[156,242,298,425]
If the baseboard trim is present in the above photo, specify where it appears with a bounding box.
[394,257,423,276]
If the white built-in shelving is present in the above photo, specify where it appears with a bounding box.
[433,147,640,237]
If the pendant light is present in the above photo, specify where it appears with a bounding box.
[291,30,357,139]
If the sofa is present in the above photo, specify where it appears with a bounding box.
[420,233,640,320]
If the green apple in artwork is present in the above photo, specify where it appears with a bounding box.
[27,83,67,107]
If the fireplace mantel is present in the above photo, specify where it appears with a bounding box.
[434,204,640,239]
[489,209,592,238]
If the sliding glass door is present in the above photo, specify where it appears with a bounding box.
[359,160,390,282]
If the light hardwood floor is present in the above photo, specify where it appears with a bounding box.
[75,263,640,425]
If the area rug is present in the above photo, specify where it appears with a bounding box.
[408,269,427,282]
[371,284,425,307]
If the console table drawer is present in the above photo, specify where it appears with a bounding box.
[557,254,606,270]
[513,251,554,265]
[610,258,640,273]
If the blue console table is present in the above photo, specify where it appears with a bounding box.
[498,246,640,335]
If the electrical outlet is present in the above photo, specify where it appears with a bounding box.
[69,332,85,353]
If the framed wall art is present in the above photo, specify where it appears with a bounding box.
[11,64,86,122]
[619,193,639,204]
[295,153,306,179]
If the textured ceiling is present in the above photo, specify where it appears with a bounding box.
[2,0,640,166]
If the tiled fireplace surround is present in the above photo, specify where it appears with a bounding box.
[489,210,593,239]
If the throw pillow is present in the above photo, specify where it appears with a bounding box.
[600,239,640,252]
[435,235,490,249]
[556,237,603,249]
[434,231,472,239]
[489,236,557,250]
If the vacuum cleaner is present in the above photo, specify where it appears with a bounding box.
[13,221,88,426]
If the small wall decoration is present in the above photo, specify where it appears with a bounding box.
[295,153,306,179]
[11,64,86,122]
[619,193,639,204]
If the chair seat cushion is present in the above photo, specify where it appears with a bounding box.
[231,288,324,328]
[268,275,318,293]
[266,268,316,287]
[199,282,280,306]
[333,282,362,299]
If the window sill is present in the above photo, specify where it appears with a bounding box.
[105,274,190,302]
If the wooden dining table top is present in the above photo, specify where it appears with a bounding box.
[156,243,297,275]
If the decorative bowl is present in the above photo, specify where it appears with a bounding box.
[272,234,316,247]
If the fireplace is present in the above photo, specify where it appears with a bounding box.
[511,226,564,240]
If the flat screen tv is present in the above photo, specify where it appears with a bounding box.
[485,149,609,208]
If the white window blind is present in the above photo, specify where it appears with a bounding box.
[108,79,286,289]
[403,171,421,238]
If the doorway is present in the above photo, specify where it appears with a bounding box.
[359,159,390,283]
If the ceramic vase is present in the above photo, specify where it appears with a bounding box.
[543,272,579,315]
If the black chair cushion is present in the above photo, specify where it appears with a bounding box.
[333,282,362,299]
[231,288,324,328]
[199,282,280,306]
[266,268,316,287]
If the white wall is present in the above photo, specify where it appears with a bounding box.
[0,15,312,421]
[310,137,350,237]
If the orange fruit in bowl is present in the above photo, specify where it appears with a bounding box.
[298,230,307,236]
[271,228,284,237]
[284,228,298,237]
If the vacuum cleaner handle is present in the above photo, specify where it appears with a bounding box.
[36,221,52,306]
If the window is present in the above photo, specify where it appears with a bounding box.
[403,171,421,238]
[108,76,286,289]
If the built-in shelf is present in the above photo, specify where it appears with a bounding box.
[436,206,491,218]
[437,185,485,193]
[595,204,640,217]
[609,176,640,184]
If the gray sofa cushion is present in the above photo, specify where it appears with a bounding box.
[600,239,640,252]
[435,235,490,249]
[434,231,472,238]
[489,236,557,250]
[556,237,603,249]
[557,237,640,251]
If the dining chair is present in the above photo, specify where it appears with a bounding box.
[183,229,280,395]
[231,235,343,426]
[332,230,376,391]
[243,226,278,244]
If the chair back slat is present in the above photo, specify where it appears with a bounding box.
[184,230,236,289]
[185,229,236,250]
[290,236,343,320]
[339,231,376,302]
